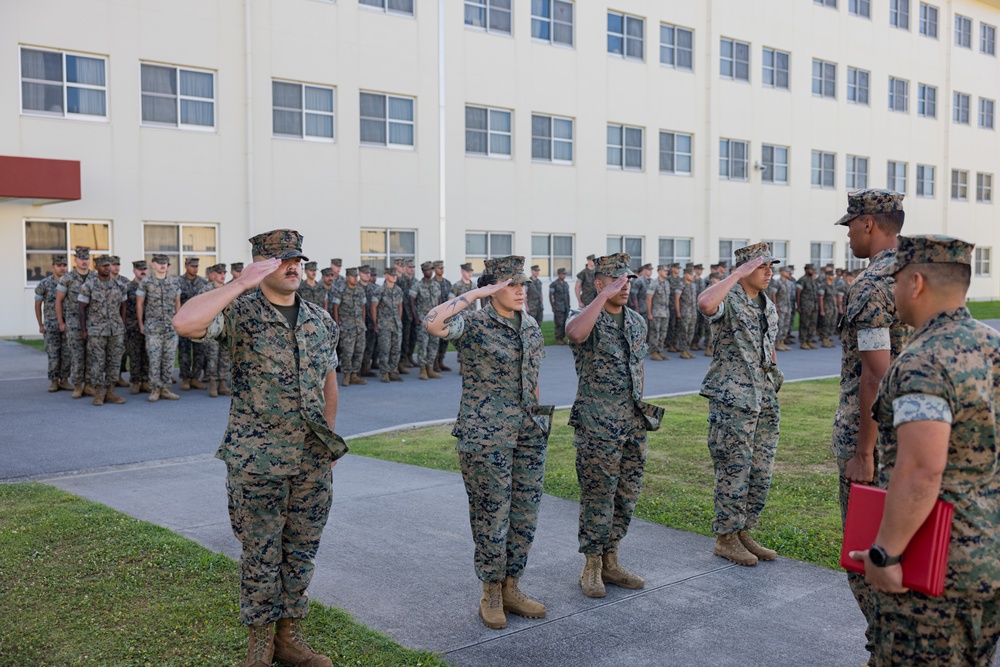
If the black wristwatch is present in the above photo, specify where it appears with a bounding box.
[869,544,902,567]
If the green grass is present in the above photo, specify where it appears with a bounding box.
[11,337,45,351]
[967,300,1000,320]
[349,378,843,570]
[0,483,446,667]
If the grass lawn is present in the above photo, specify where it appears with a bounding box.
[0,483,446,667]
[349,378,844,570]
[967,300,1000,320]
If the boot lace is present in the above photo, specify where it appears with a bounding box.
[488,584,503,609]
[250,626,272,662]
[586,557,603,587]
[288,619,316,652]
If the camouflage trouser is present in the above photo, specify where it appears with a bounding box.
[337,323,365,374]
[44,329,71,381]
[648,316,668,353]
[178,336,204,380]
[873,590,1000,667]
[553,310,568,342]
[798,305,818,343]
[364,324,377,368]
[226,438,334,626]
[414,319,435,367]
[574,431,647,555]
[458,441,547,583]
[66,326,88,386]
[86,332,125,388]
[201,339,230,381]
[706,388,780,535]
[820,310,838,341]
[691,312,706,347]
[146,332,178,389]
[436,334,449,363]
[125,327,148,382]
[778,308,793,342]
[528,305,544,324]
[401,311,414,360]
[838,454,881,659]
[667,310,678,347]
[377,325,401,372]
[676,313,696,353]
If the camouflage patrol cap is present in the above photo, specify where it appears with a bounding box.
[249,229,309,262]
[432,260,444,269]
[304,261,318,270]
[586,254,596,262]
[330,258,342,267]
[530,265,540,271]
[345,267,359,277]
[405,259,414,268]
[52,254,67,265]
[641,263,653,271]
[734,242,780,267]
[94,255,112,267]
[214,263,227,274]
[557,267,567,275]
[657,264,669,271]
[593,253,636,279]
[693,263,704,270]
[384,266,397,277]
[804,263,815,270]
[74,246,90,259]
[359,265,372,275]
[483,255,530,284]
[320,267,334,277]
[151,254,170,264]
[108,255,121,264]
[885,235,974,275]
[670,263,680,269]
[420,261,433,271]
[185,257,200,266]
[718,261,728,268]
[836,188,905,226]
[787,265,796,271]
[132,260,147,270]
[683,265,694,275]
[393,257,407,266]
[460,262,473,271]
[231,262,244,272]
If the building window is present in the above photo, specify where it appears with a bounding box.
[719,139,749,181]
[762,48,790,89]
[847,67,869,105]
[272,81,334,140]
[465,105,511,156]
[849,0,870,18]
[847,155,869,189]
[889,77,909,112]
[811,151,836,188]
[466,232,513,275]
[916,165,935,197]
[812,59,836,98]
[761,145,789,184]
[919,3,938,37]
[359,0,414,16]
[975,247,992,277]
[143,223,217,277]
[607,236,643,271]
[951,169,969,200]
[845,244,868,271]
[811,242,835,268]
[608,11,644,61]
[140,64,215,129]
[464,0,512,35]
[720,38,751,81]
[607,124,643,170]
[24,220,111,284]
[659,131,693,175]
[955,14,972,48]
[983,23,998,55]
[814,0,836,7]
[531,114,573,163]
[887,161,907,193]
[917,84,937,118]
[20,47,107,119]
[659,238,692,266]
[719,239,748,265]
[660,24,694,70]
[954,92,971,125]
[980,98,996,129]
[532,0,574,46]
[763,240,789,265]
[890,0,910,29]
[360,92,414,147]
[359,229,416,274]
[977,173,994,203]
[532,233,574,278]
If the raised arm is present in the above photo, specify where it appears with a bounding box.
[566,274,629,345]
[698,257,764,317]
[423,280,510,338]
[173,258,280,338]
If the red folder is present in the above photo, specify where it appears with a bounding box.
[839,483,954,597]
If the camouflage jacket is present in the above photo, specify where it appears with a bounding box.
[372,283,404,332]
[873,307,1000,595]
[444,303,549,450]
[56,270,93,329]
[526,279,544,315]
[179,274,208,306]
[630,275,649,315]
[577,268,596,305]
[78,275,127,336]
[568,307,662,438]
[832,249,910,458]
[409,279,439,317]
[364,281,378,327]
[34,274,61,331]
[767,277,786,312]
[137,275,181,334]
[797,275,818,308]
[701,283,781,412]
[125,280,143,328]
[451,279,478,311]
[297,280,328,308]
[331,284,366,330]
[434,277,452,306]
[549,279,570,314]
[679,279,698,317]
[199,290,345,476]
[817,279,839,312]
[649,278,671,318]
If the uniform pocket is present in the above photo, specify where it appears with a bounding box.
[529,404,555,439]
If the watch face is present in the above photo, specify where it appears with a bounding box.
[869,545,887,567]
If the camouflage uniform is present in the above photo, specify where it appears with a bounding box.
[576,267,596,306]
[691,271,708,349]
[396,268,414,361]
[774,275,793,343]
[629,272,648,317]
[198,282,231,382]
[434,274,453,365]
[409,277,439,368]
[797,272,819,344]
[35,274,70,381]
[362,277,379,371]
[647,276,671,354]
[444,296,550,583]
[526,277,544,323]
[872,301,1000,665]
[137,274,181,389]
[79,275,127,388]
[549,277,571,342]
[331,283,366,375]
[178,272,209,379]
[373,281,404,374]
[818,276,840,342]
[297,279,327,309]
[124,278,149,383]
[666,272,683,348]
[57,269,93,386]
[701,259,782,536]
[675,277,698,354]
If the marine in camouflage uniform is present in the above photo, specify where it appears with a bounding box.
[690,264,708,350]
[124,260,150,390]
[575,254,597,307]
[773,268,794,349]
[56,247,93,393]
[451,263,478,311]
[548,268,571,343]
[34,254,71,389]
[330,268,367,385]
[137,254,181,398]
[645,266,671,359]
[796,265,820,348]
[358,266,379,376]
[372,267,404,382]
[433,261,453,372]
[410,262,441,378]
[567,253,663,598]
[526,265,545,323]
[699,243,783,566]
[817,270,840,347]
[297,261,328,308]
[426,255,551,629]
[675,267,699,358]
[862,235,1000,666]
[78,255,128,404]
[178,257,209,387]
[199,265,232,394]
[181,230,345,667]
[394,258,415,365]
[629,263,651,317]
[666,264,683,351]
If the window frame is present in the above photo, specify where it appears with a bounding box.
[974,247,992,277]
[916,164,935,197]
[659,130,693,175]
[810,242,835,268]
[607,11,645,61]
[811,150,837,189]
[531,233,574,279]
[359,228,417,274]
[465,104,512,158]
[761,144,789,185]
[890,0,910,30]
[720,37,751,82]
[358,0,415,17]
[531,113,574,164]
[466,231,514,276]
[359,91,415,148]
[955,14,972,48]
[531,0,574,47]
[719,138,749,181]
[887,160,907,194]
[719,239,749,266]
[23,219,113,286]
[849,0,871,18]
[846,155,869,189]
[977,172,993,203]
[762,47,790,90]
[953,91,971,125]
[607,123,644,171]
[951,169,969,201]
[140,62,216,131]
[982,23,998,56]
[919,3,938,38]
[660,23,694,70]
[980,98,996,130]
[917,83,937,118]
[658,237,693,267]
[464,0,512,36]
[606,236,644,272]
[19,46,108,121]
[847,67,870,105]
[142,222,219,277]
[888,76,909,113]
[811,59,837,98]
[272,79,336,141]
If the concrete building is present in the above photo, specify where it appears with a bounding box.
[4,0,1000,337]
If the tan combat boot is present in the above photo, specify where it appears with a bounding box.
[479,581,507,629]
[92,386,105,406]
[395,362,409,375]
[116,374,129,388]
[341,373,351,387]
[418,366,429,380]
[649,351,662,361]
[148,388,161,402]
[601,549,645,589]
[714,532,758,566]
[140,381,151,393]
[738,530,777,561]
[48,379,59,392]
[72,384,85,399]
[380,372,391,383]
[190,378,208,390]
[432,358,442,373]
[273,618,332,667]
[389,372,403,382]
[84,384,96,397]
[501,576,546,618]
[704,345,714,357]
[245,623,275,667]
[800,342,811,350]
[774,342,789,352]
[438,359,452,372]
[680,350,695,359]
[218,380,231,395]
[360,361,375,378]
[105,386,126,404]
[209,380,219,397]
[822,338,835,348]
[130,382,141,395]
[426,365,442,379]
[579,554,606,598]
[59,379,73,391]
[350,372,367,385]
[181,378,192,390]
[160,386,180,400]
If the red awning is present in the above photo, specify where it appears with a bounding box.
[0,155,81,205]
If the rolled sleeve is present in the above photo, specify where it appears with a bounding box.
[443,313,466,341]
[135,288,146,298]
[77,294,91,304]
[893,394,954,427]
[858,327,891,352]
[191,312,225,343]
[704,300,726,323]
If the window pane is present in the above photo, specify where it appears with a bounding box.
[21,82,63,113]
[390,230,415,254]
[553,22,573,45]
[553,235,573,255]
[304,86,333,113]
[491,234,513,255]
[466,106,487,130]
[25,221,67,251]
[142,64,176,94]
[67,88,106,116]
[532,235,550,256]
[388,122,414,145]
[625,237,642,257]
[607,125,622,145]
[466,233,488,255]
[273,109,302,136]
[180,70,213,99]
[360,230,387,255]
[21,49,62,82]
[553,118,573,139]
[489,133,511,155]
[144,225,179,252]
[388,97,413,121]
[465,5,486,27]
[490,109,510,132]
[359,92,385,119]
[65,55,105,86]
[467,129,487,154]
[183,226,217,253]
[553,140,572,161]
[180,99,214,126]
[490,8,511,33]
[273,81,302,109]
[305,113,334,138]
[70,223,110,250]
[360,118,386,144]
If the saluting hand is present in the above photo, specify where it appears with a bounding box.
[234,258,282,290]
[599,274,630,300]
[476,278,513,298]
[730,256,765,280]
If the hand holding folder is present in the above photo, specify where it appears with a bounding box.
[839,483,954,597]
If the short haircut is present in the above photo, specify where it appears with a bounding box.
[870,209,905,235]
[913,262,971,292]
